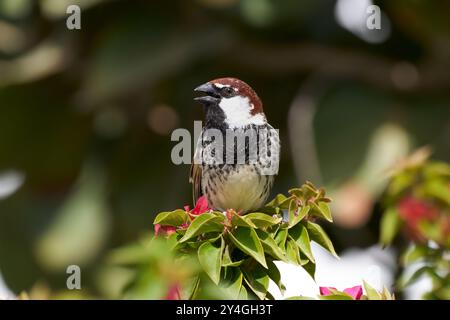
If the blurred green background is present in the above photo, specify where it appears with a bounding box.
[0,0,449,298]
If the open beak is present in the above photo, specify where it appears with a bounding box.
[194,82,220,105]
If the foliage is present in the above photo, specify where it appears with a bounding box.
[360,282,395,301]
[107,236,200,300]
[118,181,336,300]
[1,0,450,297]
[380,151,450,299]
[317,282,394,300]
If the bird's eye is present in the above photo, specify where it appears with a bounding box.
[221,86,235,97]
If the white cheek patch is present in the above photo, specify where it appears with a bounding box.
[219,96,266,128]
[214,83,238,92]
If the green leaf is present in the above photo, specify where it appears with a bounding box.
[244,212,282,228]
[286,238,302,265]
[179,213,224,243]
[222,260,244,267]
[311,202,333,222]
[363,281,381,300]
[184,276,200,300]
[320,293,353,300]
[289,224,315,262]
[274,228,288,251]
[175,228,186,235]
[108,243,151,265]
[318,202,332,222]
[287,199,295,224]
[302,261,316,279]
[220,268,243,299]
[266,194,289,208]
[266,291,275,300]
[228,227,267,268]
[435,287,450,300]
[181,239,208,250]
[198,237,224,285]
[305,221,338,258]
[381,286,393,300]
[418,220,441,242]
[288,187,304,198]
[153,209,189,226]
[238,285,248,300]
[285,296,314,300]
[380,207,402,246]
[388,171,414,198]
[167,232,180,250]
[256,230,287,262]
[232,213,257,228]
[424,162,450,178]
[423,180,450,206]
[242,262,270,300]
[291,182,318,200]
[266,259,285,294]
[289,205,310,228]
[397,266,438,289]
[222,245,244,267]
[401,245,426,266]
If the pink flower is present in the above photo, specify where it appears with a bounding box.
[343,285,363,300]
[164,283,181,300]
[398,196,438,241]
[154,224,176,236]
[319,286,336,296]
[184,196,210,216]
[320,285,363,300]
[398,196,437,224]
[155,197,210,237]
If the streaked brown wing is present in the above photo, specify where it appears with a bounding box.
[189,163,203,204]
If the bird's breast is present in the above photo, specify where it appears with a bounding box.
[202,164,273,213]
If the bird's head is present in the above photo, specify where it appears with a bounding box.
[194,77,266,129]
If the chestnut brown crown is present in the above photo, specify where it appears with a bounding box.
[210,77,263,115]
[195,77,264,116]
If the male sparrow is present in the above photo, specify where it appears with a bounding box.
[191,78,280,213]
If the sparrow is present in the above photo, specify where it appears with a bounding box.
[191,77,280,213]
